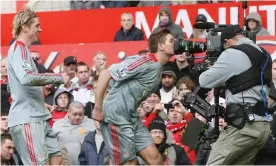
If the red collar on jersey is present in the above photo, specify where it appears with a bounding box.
[149,54,158,62]
[16,40,25,46]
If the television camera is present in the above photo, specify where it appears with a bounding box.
[173,1,256,74]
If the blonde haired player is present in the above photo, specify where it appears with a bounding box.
[7,7,64,165]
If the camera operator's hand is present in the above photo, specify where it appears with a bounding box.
[172,100,188,116]
[153,103,164,114]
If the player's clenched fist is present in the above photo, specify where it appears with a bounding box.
[92,107,103,122]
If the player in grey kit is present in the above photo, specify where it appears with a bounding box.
[7,7,64,165]
[93,28,175,165]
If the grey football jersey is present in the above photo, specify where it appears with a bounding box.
[7,41,64,127]
[103,54,163,125]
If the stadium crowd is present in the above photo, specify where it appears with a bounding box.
[1,2,275,165]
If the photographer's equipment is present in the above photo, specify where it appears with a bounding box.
[181,117,206,149]
[184,87,224,123]
[174,38,207,55]
[225,44,272,95]
[164,103,173,110]
[182,87,224,148]
[173,1,256,75]
[224,101,266,129]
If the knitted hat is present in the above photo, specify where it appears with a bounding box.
[148,116,166,135]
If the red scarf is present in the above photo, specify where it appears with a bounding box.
[74,84,93,91]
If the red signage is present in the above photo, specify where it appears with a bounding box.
[1,1,276,46]
[1,36,276,71]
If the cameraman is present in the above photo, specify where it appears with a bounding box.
[199,25,272,165]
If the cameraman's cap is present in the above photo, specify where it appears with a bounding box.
[220,25,243,43]
[64,56,77,66]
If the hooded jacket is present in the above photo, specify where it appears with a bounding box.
[53,115,95,165]
[246,12,270,36]
[138,129,190,165]
[155,6,184,39]
[49,89,74,127]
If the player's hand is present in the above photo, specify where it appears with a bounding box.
[92,107,104,122]
[153,103,164,114]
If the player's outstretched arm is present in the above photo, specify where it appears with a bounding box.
[93,69,112,122]
[10,45,64,86]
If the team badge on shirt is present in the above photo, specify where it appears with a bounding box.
[143,90,149,98]
[116,68,128,79]
[22,61,32,70]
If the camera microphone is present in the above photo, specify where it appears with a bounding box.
[193,22,215,29]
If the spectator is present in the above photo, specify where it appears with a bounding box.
[0,109,9,135]
[272,59,276,87]
[190,14,208,39]
[49,89,74,127]
[138,116,191,165]
[71,62,94,106]
[205,88,226,107]
[246,12,270,36]
[1,57,8,84]
[78,120,110,165]
[138,1,171,7]
[1,88,11,116]
[114,13,144,41]
[31,51,46,73]
[171,0,197,5]
[140,99,168,127]
[91,51,107,80]
[165,100,196,164]
[159,66,177,104]
[70,0,95,10]
[94,1,129,8]
[153,6,184,39]
[61,56,78,90]
[1,133,21,165]
[53,101,95,165]
[173,76,196,101]
[166,52,198,83]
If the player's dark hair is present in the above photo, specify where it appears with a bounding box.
[148,28,171,53]
[76,62,89,72]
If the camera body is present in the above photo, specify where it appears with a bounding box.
[173,25,256,74]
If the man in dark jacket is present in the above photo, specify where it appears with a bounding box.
[78,121,110,165]
[166,52,198,83]
[114,13,144,41]
[153,5,184,39]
